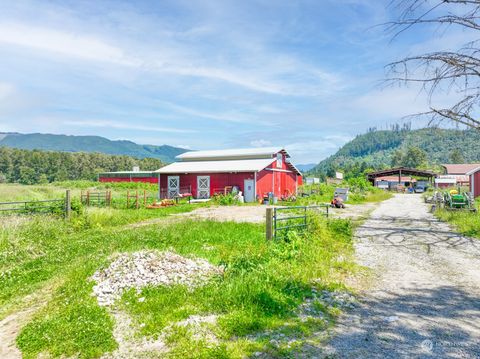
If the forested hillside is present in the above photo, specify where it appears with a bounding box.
[311,128,480,177]
[0,148,163,184]
[0,133,186,163]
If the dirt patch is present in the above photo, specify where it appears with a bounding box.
[323,194,480,358]
[0,308,35,358]
[328,202,379,221]
[174,205,268,223]
[0,281,58,359]
[102,311,218,359]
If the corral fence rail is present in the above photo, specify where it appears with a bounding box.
[159,186,192,200]
[81,190,112,207]
[0,190,72,217]
[126,190,158,209]
[266,204,329,240]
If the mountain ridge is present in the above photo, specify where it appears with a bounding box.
[0,132,188,163]
[310,128,480,176]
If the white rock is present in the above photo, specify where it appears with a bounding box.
[91,250,223,306]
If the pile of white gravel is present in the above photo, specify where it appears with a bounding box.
[92,250,223,306]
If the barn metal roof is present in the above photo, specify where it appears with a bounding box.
[176,147,287,160]
[442,163,480,175]
[155,158,275,174]
[466,166,480,175]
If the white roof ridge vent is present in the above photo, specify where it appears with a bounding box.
[176,147,288,161]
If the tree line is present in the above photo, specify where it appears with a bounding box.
[0,147,164,185]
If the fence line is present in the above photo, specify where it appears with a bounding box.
[266,205,329,240]
[0,190,71,217]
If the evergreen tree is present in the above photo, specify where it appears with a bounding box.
[391,150,404,167]
[449,149,465,164]
[404,147,427,168]
[0,148,164,184]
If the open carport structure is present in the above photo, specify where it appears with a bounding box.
[367,167,438,188]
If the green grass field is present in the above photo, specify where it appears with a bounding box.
[0,183,359,358]
[286,182,392,206]
[435,198,480,239]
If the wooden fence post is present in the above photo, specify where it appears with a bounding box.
[65,190,71,219]
[143,190,146,207]
[127,191,130,208]
[87,191,90,206]
[136,191,139,209]
[266,207,273,241]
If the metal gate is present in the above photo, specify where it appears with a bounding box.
[270,205,329,240]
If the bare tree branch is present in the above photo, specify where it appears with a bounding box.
[385,0,480,129]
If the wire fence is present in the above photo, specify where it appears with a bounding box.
[0,190,72,217]
[266,205,329,240]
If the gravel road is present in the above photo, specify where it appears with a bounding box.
[325,194,480,358]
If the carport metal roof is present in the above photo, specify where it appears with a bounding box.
[366,167,438,183]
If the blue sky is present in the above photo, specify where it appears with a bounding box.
[0,0,470,163]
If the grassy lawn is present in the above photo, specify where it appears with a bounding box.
[435,198,480,239]
[0,183,358,358]
[287,183,392,206]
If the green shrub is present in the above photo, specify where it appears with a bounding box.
[212,193,239,205]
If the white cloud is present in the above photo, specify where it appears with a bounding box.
[0,82,14,100]
[175,144,192,149]
[285,136,354,163]
[0,19,342,96]
[0,22,137,65]
[64,120,196,134]
[351,85,461,119]
[250,139,272,147]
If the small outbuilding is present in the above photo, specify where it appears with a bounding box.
[466,165,480,198]
[98,169,158,183]
[441,163,480,187]
[367,167,437,189]
[155,147,302,202]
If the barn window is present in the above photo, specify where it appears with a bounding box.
[276,153,282,168]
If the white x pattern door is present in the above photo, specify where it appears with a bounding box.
[197,176,210,199]
[167,176,179,198]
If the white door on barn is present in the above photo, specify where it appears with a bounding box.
[167,176,179,198]
[244,179,255,203]
[197,176,210,199]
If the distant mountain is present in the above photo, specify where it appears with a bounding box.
[0,132,188,163]
[310,128,480,176]
[296,163,317,173]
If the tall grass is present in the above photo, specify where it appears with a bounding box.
[3,210,356,358]
[435,209,480,238]
[292,182,391,206]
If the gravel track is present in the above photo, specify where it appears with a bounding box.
[325,194,480,358]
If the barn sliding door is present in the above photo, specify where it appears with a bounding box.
[167,176,179,199]
[197,176,210,199]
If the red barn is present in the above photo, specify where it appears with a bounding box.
[467,165,480,198]
[155,147,303,202]
[98,170,158,183]
[98,170,159,183]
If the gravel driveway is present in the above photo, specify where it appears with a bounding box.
[325,194,480,358]
[174,202,376,224]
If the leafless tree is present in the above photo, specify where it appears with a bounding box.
[385,0,480,128]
